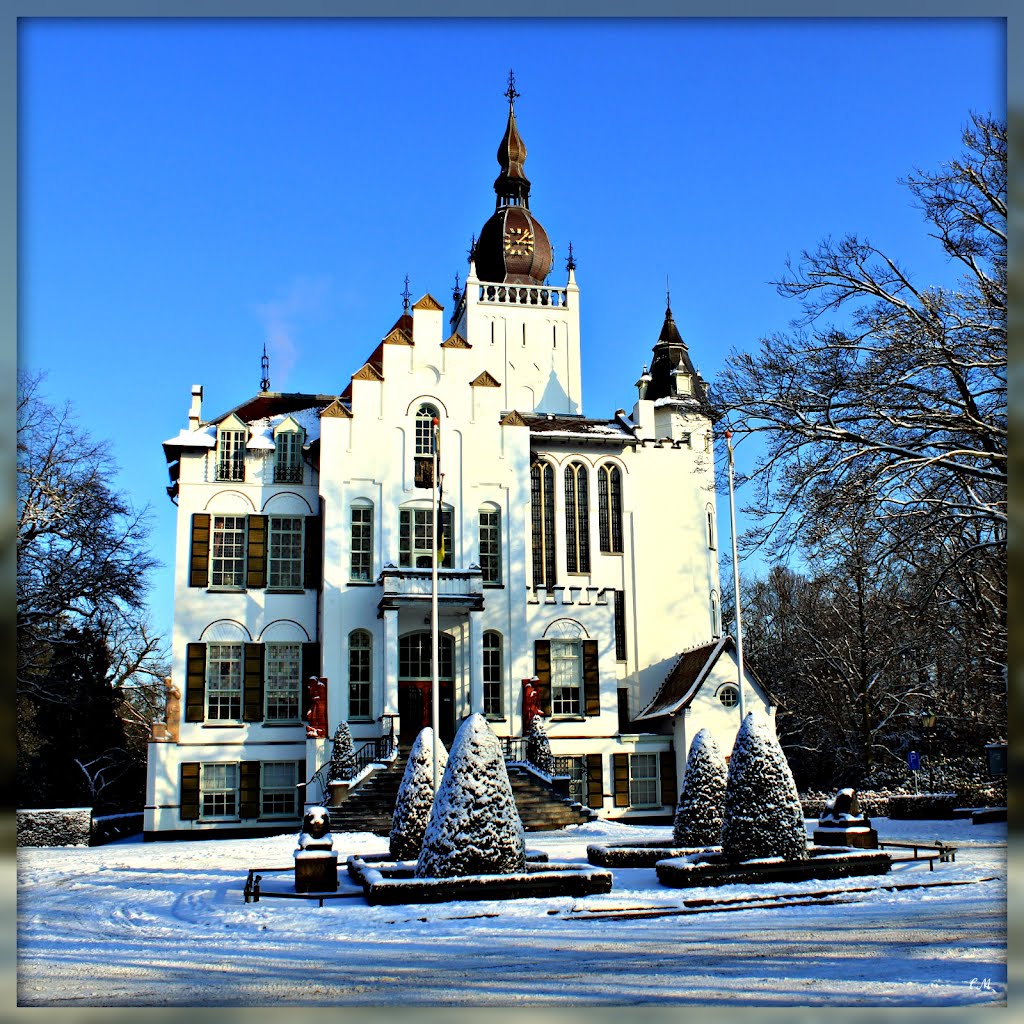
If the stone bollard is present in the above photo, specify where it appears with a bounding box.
[294,806,339,893]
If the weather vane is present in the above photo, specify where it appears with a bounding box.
[260,341,270,392]
[505,69,519,106]
[401,274,411,314]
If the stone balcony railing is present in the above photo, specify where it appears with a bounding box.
[477,283,569,308]
[377,565,485,612]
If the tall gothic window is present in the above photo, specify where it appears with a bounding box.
[530,461,556,588]
[597,463,623,554]
[564,462,590,574]
[415,404,438,457]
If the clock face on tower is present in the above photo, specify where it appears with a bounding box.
[503,224,535,256]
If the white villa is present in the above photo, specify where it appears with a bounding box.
[144,82,772,840]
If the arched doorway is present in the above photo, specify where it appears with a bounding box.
[398,632,456,745]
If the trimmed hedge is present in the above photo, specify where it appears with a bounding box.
[886,793,958,819]
[17,807,92,848]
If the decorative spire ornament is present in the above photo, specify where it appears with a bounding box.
[467,233,477,265]
[260,342,270,392]
[401,275,412,314]
[505,68,520,107]
[452,272,462,305]
[566,241,577,272]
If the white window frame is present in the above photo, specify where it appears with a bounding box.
[399,507,453,569]
[718,684,739,709]
[206,642,243,721]
[348,629,373,721]
[209,515,246,589]
[550,638,583,718]
[350,504,374,582]
[415,404,438,456]
[479,507,502,585]
[628,752,660,809]
[200,762,239,820]
[260,761,300,818]
[216,428,247,482]
[267,516,304,590]
[483,631,503,718]
[264,642,301,722]
[273,430,304,483]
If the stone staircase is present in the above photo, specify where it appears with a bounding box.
[327,756,596,837]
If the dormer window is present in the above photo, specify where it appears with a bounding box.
[676,371,693,395]
[216,421,247,481]
[273,419,305,484]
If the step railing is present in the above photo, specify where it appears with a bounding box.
[501,740,589,805]
[304,736,397,805]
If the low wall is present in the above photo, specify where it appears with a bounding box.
[17,807,92,848]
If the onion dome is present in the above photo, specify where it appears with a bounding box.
[474,73,553,285]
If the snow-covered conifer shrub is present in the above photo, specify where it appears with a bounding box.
[416,714,526,878]
[389,728,448,861]
[721,711,808,862]
[672,728,727,847]
[526,716,555,775]
[327,722,358,782]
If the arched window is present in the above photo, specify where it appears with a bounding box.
[483,631,503,718]
[718,684,739,708]
[597,463,623,554]
[414,404,438,457]
[564,462,590,574]
[530,461,556,588]
[478,505,502,585]
[348,629,372,721]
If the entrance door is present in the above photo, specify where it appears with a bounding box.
[398,632,456,745]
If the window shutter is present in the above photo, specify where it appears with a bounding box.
[180,762,200,820]
[243,643,264,722]
[185,643,206,723]
[585,753,604,810]
[660,750,677,808]
[189,514,210,587]
[240,760,261,819]
[304,514,323,590]
[246,515,267,589]
[301,643,321,719]
[582,640,600,716]
[533,639,552,715]
[613,752,630,807]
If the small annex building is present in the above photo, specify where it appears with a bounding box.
[144,81,774,840]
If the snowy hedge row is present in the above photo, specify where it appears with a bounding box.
[17,807,92,848]
[800,791,962,819]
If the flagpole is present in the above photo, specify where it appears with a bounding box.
[431,417,440,793]
[726,430,746,723]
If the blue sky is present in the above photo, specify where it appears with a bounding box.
[18,17,1005,646]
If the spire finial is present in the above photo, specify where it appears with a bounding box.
[666,275,672,315]
[467,233,477,265]
[401,274,411,314]
[260,341,270,392]
[566,241,577,272]
[505,68,519,107]
[452,271,462,304]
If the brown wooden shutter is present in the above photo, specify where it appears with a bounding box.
[301,643,321,719]
[534,640,552,715]
[583,640,600,716]
[240,760,261,819]
[180,762,200,820]
[613,752,630,807]
[303,514,323,590]
[246,515,267,589]
[585,753,604,810]
[185,643,206,722]
[660,750,677,807]
[243,643,264,722]
[189,514,210,587]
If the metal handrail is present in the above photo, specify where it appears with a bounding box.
[302,736,395,806]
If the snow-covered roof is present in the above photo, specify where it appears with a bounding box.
[162,425,216,450]
[523,413,635,444]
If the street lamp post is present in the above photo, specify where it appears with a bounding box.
[725,430,746,723]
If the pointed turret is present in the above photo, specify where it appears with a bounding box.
[645,297,703,403]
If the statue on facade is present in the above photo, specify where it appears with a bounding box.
[305,676,328,738]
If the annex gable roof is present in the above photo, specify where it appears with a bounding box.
[635,635,773,721]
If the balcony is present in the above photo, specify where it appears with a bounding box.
[377,565,485,614]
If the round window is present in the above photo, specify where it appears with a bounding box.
[719,685,739,708]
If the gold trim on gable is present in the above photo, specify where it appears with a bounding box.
[499,410,528,426]
[352,363,385,382]
[413,294,444,312]
[321,399,353,419]
[442,333,471,349]
[383,327,414,345]
[470,371,501,388]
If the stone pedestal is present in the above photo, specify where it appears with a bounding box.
[328,780,352,807]
[814,787,878,849]
[294,848,339,893]
[813,825,878,849]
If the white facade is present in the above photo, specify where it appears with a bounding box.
[144,95,773,839]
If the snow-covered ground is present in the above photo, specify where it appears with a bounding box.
[15,817,1008,1007]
